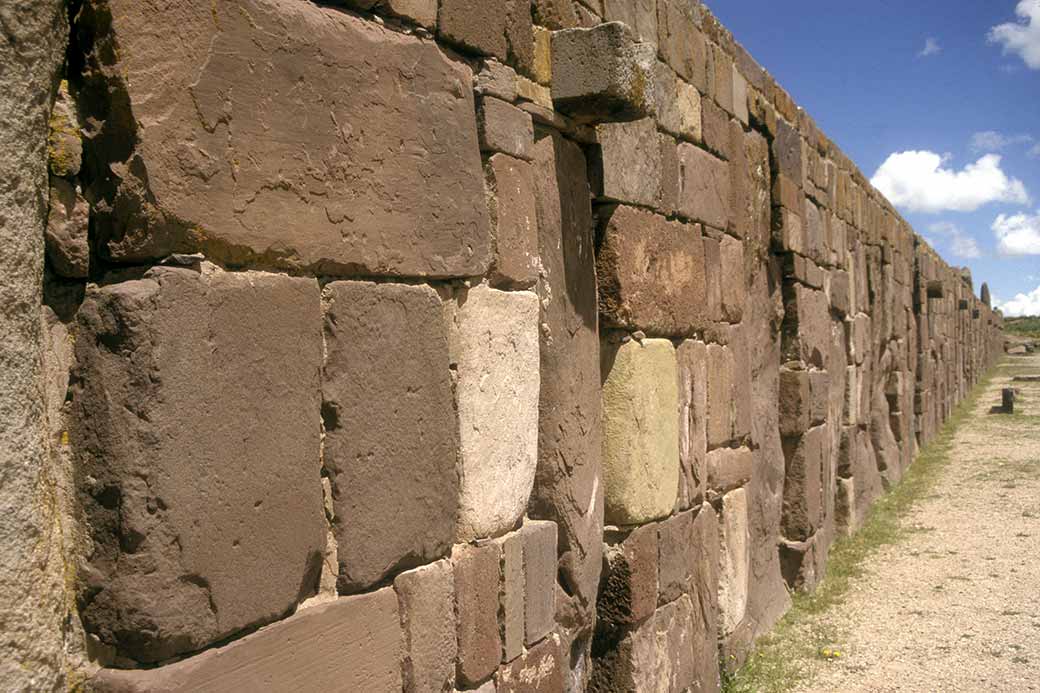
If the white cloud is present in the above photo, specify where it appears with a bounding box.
[970,130,1034,153]
[928,221,983,258]
[997,285,1040,316]
[870,151,1030,213]
[1030,142,1040,159]
[988,0,1040,70]
[918,37,942,57]
[993,210,1040,255]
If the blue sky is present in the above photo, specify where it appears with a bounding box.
[710,0,1040,315]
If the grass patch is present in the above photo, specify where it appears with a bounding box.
[722,368,998,693]
[1005,316,1040,340]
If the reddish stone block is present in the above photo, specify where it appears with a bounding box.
[781,425,826,542]
[479,97,535,161]
[522,521,558,646]
[678,339,709,509]
[487,154,540,288]
[439,0,533,74]
[395,561,457,693]
[706,343,735,449]
[598,523,659,631]
[597,205,707,337]
[677,143,731,230]
[454,543,504,686]
[495,633,566,693]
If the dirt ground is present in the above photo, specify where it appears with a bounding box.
[795,354,1040,693]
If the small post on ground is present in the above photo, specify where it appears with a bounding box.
[1002,388,1015,414]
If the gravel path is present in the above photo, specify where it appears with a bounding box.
[795,354,1040,693]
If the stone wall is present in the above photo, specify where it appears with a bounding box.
[5,0,1003,690]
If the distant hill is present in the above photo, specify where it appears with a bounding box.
[1005,316,1040,339]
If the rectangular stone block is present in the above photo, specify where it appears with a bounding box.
[521,520,558,646]
[677,143,731,230]
[439,0,533,74]
[809,370,830,426]
[454,543,504,687]
[655,62,702,142]
[452,285,541,541]
[703,234,723,322]
[657,510,695,604]
[495,633,566,693]
[781,283,830,369]
[479,96,535,161]
[593,118,662,207]
[603,0,658,43]
[87,589,402,692]
[323,281,458,593]
[706,343,735,449]
[720,235,745,323]
[709,42,735,114]
[781,425,826,542]
[772,118,805,191]
[779,367,811,437]
[530,132,604,622]
[495,531,525,662]
[71,267,325,662]
[601,338,681,525]
[732,64,749,125]
[597,205,706,336]
[551,22,657,119]
[395,561,457,693]
[486,154,540,288]
[701,96,730,160]
[599,523,659,630]
[478,59,520,101]
[656,0,707,90]
[706,446,753,497]
[718,489,750,638]
[87,1,491,277]
[690,504,722,693]
[660,133,681,216]
[678,340,709,509]
[339,0,437,29]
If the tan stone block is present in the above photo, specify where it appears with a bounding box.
[486,154,540,288]
[718,488,749,637]
[594,118,662,207]
[601,338,680,525]
[454,543,503,687]
[521,520,558,646]
[678,340,709,509]
[395,561,457,693]
[533,25,553,84]
[678,143,731,229]
[706,446,753,497]
[720,235,745,323]
[732,64,749,125]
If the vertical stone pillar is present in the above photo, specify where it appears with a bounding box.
[0,1,70,688]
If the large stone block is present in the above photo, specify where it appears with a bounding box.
[593,118,662,207]
[678,340,709,509]
[779,367,811,437]
[781,425,826,542]
[690,504,722,693]
[655,63,702,143]
[439,0,534,73]
[495,633,566,693]
[87,589,402,692]
[85,1,490,277]
[322,281,458,592]
[487,154,541,288]
[782,283,831,369]
[706,343,735,449]
[677,143,731,230]
[603,0,658,43]
[522,520,559,646]
[395,561,457,693]
[706,446,753,498]
[529,132,603,628]
[551,22,657,120]
[655,0,707,90]
[720,235,745,323]
[598,523,659,630]
[656,509,695,604]
[479,97,535,161]
[455,543,504,687]
[452,285,541,541]
[601,338,680,525]
[496,530,525,662]
[71,267,325,662]
[597,205,706,337]
[718,488,750,637]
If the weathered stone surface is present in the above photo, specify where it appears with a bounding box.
[480,97,535,161]
[654,594,699,692]
[654,63,702,142]
[594,118,662,207]
[85,0,490,276]
[720,235,745,323]
[706,446,753,497]
[598,523,659,630]
[709,43,735,114]
[487,154,540,288]
[706,343,735,449]
[601,338,680,525]
[779,367,811,437]
[0,2,70,688]
[529,131,603,632]
[781,425,826,542]
[455,543,504,687]
[439,0,534,73]
[478,60,520,101]
[496,633,566,692]
[87,589,402,692]
[71,267,325,662]
[782,283,830,369]
[597,205,706,336]
[703,234,723,322]
[700,96,730,160]
[603,0,658,43]
[45,177,89,278]
[588,611,656,693]
[496,531,525,662]
[323,281,457,592]
[657,510,695,604]
[772,118,805,192]
[655,0,706,90]
[718,488,750,638]
[691,504,722,693]
[339,0,437,28]
[533,25,553,84]
[678,143,731,230]
[395,561,457,693]
[533,0,580,29]
[678,340,709,509]
[551,22,657,120]
[452,285,540,541]
[732,64,749,125]
[660,133,681,216]
[522,520,558,646]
